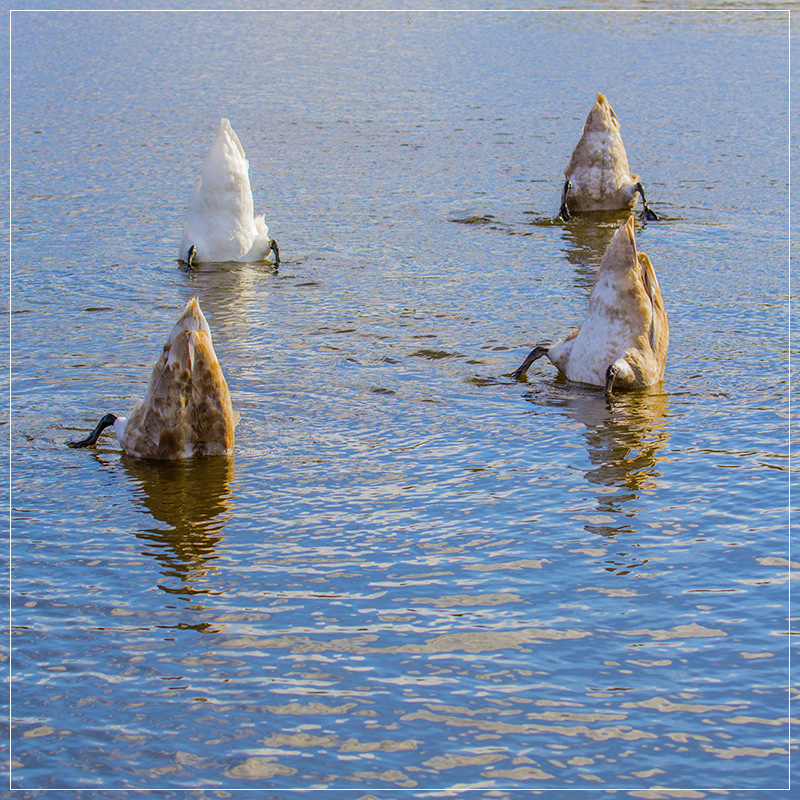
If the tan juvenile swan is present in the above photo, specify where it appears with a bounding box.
[513,216,668,395]
[69,298,237,458]
[558,93,658,222]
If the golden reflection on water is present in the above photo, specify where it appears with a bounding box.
[572,389,670,494]
[526,386,670,531]
[122,454,235,592]
[558,209,640,292]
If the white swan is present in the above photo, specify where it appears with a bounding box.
[179,118,279,266]
[513,216,668,395]
[70,298,238,458]
[558,93,657,221]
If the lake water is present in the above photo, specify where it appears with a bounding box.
[7,7,794,798]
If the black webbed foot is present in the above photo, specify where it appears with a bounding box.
[604,364,617,397]
[69,413,118,448]
[558,179,571,221]
[512,345,548,381]
[186,245,197,269]
[270,239,280,265]
[635,182,658,221]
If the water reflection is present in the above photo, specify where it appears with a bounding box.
[177,259,279,339]
[576,389,669,493]
[122,454,235,594]
[558,210,642,292]
[526,385,670,534]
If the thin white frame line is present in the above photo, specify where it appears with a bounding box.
[5,5,794,795]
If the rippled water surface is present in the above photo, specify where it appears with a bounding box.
[8,8,793,798]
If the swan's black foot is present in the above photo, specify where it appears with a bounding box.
[186,245,197,269]
[635,182,658,221]
[604,364,617,396]
[69,413,118,448]
[512,345,548,381]
[558,179,571,221]
[270,239,280,265]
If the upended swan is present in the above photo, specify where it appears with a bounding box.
[179,118,279,267]
[558,93,658,222]
[512,216,668,395]
[70,298,238,458]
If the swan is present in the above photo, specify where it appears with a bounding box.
[512,216,668,395]
[69,298,238,458]
[558,93,658,221]
[179,118,279,266]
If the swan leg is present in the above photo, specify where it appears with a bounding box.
[604,364,618,396]
[69,413,118,448]
[558,180,571,221]
[270,239,280,265]
[635,182,658,221]
[512,345,548,381]
[187,245,197,269]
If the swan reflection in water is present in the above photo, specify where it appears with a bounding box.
[122,454,235,595]
[525,384,670,536]
[558,209,646,293]
[177,254,281,370]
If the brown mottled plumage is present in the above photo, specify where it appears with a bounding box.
[69,298,237,458]
[513,216,668,394]
[559,93,657,221]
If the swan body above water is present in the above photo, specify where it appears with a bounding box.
[179,118,279,266]
[513,216,668,394]
[70,298,238,458]
[559,93,658,221]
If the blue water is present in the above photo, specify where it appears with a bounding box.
[8,7,794,798]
